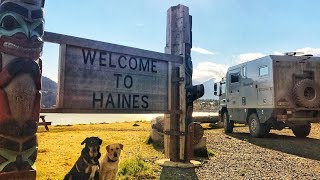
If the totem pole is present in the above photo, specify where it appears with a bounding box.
[0,0,45,176]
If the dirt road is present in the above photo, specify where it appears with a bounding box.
[196,124,320,179]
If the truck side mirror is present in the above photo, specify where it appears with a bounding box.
[214,83,217,95]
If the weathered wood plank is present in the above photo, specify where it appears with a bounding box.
[57,44,67,108]
[163,114,171,158]
[0,170,36,180]
[40,108,166,114]
[43,31,183,64]
[57,44,170,113]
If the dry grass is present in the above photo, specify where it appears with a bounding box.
[36,121,164,180]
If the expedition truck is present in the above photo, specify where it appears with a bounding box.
[214,54,320,138]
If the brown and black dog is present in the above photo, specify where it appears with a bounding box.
[64,137,102,180]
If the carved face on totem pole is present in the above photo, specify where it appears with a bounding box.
[0,0,44,173]
[0,0,44,59]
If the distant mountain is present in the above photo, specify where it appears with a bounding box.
[41,76,57,108]
[199,78,218,100]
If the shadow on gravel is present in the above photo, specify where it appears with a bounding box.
[229,132,320,161]
[202,123,245,130]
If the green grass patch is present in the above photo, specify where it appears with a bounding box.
[145,136,164,149]
[207,148,216,156]
[118,156,156,179]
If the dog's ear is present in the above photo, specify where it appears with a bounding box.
[98,138,102,145]
[106,145,110,153]
[119,144,124,150]
[81,138,88,145]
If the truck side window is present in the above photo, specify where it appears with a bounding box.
[259,66,268,76]
[230,73,240,83]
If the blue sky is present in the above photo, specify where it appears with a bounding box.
[42,0,320,83]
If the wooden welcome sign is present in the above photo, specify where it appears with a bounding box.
[43,32,183,113]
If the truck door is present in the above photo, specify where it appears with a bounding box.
[257,65,273,106]
[218,79,227,109]
[227,68,241,121]
[238,65,250,123]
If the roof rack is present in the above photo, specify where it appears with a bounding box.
[284,52,304,56]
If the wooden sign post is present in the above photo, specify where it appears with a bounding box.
[159,4,204,180]
[164,4,192,162]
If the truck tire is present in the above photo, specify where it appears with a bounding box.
[292,123,311,138]
[293,79,320,108]
[222,111,233,133]
[249,113,268,138]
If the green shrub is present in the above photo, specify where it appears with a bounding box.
[145,136,164,149]
[145,136,153,144]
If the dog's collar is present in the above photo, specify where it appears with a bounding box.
[107,157,118,163]
[83,157,99,165]
[75,157,99,172]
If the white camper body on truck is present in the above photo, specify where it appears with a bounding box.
[214,54,320,137]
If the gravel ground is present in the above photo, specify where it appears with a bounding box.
[196,124,320,179]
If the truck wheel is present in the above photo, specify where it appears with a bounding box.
[222,111,233,133]
[292,123,311,138]
[249,113,268,138]
[293,79,320,108]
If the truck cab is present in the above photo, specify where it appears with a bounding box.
[214,78,226,118]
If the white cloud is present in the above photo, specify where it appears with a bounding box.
[295,47,320,56]
[193,62,228,84]
[272,47,320,56]
[234,52,265,64]
[192,47,216,55]
[273,51,283,55]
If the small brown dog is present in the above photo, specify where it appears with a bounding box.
[99,143,124,180]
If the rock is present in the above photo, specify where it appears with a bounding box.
[160,166,198,180]
[150,116,164,144]
[194,136,207,150]
[151,128,163,143]
[151,116,164,133]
